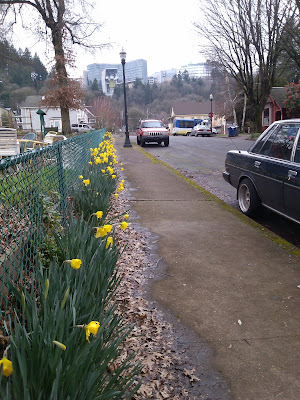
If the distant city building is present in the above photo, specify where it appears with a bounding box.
[82,70,89,89]
[86,59,148,95]
[101,68,118,96]
[148,76,157,85]
[178,63,212,79]
[149,68,177,84]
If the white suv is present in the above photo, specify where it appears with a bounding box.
[71,123,92,133]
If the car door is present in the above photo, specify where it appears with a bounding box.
[283,129,300,222]
[248,124,285,211]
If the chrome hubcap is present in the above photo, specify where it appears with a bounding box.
[239,184,250,212]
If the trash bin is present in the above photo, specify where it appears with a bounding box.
[228,126,237,137]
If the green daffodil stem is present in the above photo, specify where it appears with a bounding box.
[61,288,70,309]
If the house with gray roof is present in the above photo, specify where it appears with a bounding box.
[262,87,287,129]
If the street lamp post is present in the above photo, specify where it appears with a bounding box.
[119,49,132,148]
[209,93,213,136]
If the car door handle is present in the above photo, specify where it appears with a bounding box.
[288,170,297,180]
[254,161,261,168]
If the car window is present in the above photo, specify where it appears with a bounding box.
[72,124,78,128]
[251,125,279,154]
[142,121,164,128]
[294,136,300,163]
[254,124,300,160]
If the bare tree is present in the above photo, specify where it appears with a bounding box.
[0,0,105,134]
[280,0,300,70]
[195,0,297,132]
[90,97,121,132]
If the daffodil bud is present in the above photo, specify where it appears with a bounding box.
[52,341,66,351]
[61,288,70,309]
[45,279,49,301]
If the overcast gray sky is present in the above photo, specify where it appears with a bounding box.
[13,0,205,77]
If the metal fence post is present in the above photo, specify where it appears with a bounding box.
[56,143,67,222]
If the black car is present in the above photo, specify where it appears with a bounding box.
[223,119,300,224]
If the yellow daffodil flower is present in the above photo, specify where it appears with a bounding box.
[79,175,83,179]
[0,357,13,377]
[114,193,118,198]
[95,157,101,164]
[124,214,129,219]
[120,221,128,230]
[112,175,116,179]
[121,168,124,171]
[106,236,113,249]
[85,321,100,343]
[94,211,103,219]
[65,259,82,269]
[88,161,93,165]
[83,179,90,187]
[103,224,112,233]
[101,169,105,173]
[53,341,66,351]
[95,227,107,238]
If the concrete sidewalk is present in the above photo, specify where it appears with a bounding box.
[115,138,300,400]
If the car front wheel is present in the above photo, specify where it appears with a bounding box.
[238,178,261,216]
[164,138,169,146]
[137,136,141,145]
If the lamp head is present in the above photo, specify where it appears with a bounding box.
[209,93,213,101]
[120,49,126,63]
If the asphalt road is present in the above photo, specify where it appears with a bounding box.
[130,134,300,248]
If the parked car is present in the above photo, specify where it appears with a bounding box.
[223,119,300,224]
[71,123,92,133]
[136,119,169,147]
[190,122,217,136]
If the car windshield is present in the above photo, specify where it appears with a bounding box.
[142,121,164,128]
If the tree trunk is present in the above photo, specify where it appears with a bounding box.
[51,26,71,136]
[241,93,247,133]
[253,104,263,134]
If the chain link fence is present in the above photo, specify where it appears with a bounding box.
[0,129,105,315]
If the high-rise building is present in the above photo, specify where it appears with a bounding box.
[86,59,148,94]
[178,63,211,79]
[149,68,177,84]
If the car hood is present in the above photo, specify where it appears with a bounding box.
[141,127,168,133]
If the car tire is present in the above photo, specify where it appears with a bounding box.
[164,138,169,147]
[141,139,146,147]
[137,136,141,145]
[238,178,261,216]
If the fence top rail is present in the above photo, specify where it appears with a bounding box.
[0,129,105,170]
